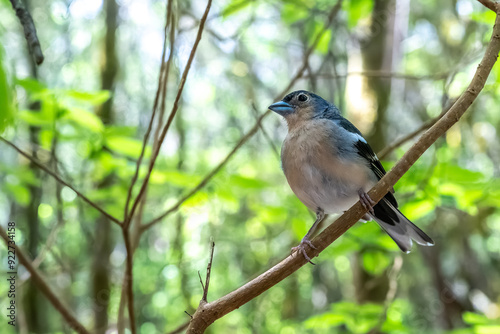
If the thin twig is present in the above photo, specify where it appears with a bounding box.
[185,11,500,333]
[377,99,456,159]
[303,70,449,81]
[122,1,172,224]
[0,136,121,226]
[9,0,44,64]
[202,241,215,302]
[127,0,213,226]
[251,103,280,160]
[141,0,344,232]
[140,110,268,232]
[0,225,89,334]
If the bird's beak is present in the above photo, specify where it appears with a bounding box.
[268,101,294,116]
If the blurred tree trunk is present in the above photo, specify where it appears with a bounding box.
[21,0,50,332]
[354,0,396,309]
[92,0,119,332]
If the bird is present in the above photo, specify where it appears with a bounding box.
[268,90,434,263]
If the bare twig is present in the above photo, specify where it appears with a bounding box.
[377,99,457,159]
[0,225,89,334]
[122,228,136,334]
[122,1,172,224]
[304,70,449,81]
[141,0,344,232]
[0,136,121,226]
[9,0,44,64]
[185,11,500,333]
[251,103,280,160]
[202,241,215,302]
[127,0,213,226]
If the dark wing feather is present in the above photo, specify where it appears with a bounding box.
[354,139,398,208]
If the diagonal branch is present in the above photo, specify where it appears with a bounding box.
[185,9,500,333]
[0,225,89,334]
[478,0,499,12]
[126,0,213,228]
[123,0,173,224]
[141,0,344,232]
[0,136,121,226]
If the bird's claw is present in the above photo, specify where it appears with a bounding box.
[291,238,317,265]
[358,189,376,215]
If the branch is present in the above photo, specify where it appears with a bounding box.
[377,98,457,159]
[478,0,499,12]
[126,0,213,226]
[0,225,89,333]
[185,11,500,333]
[122,228,136,334]
[0,136,121,226]
[202,241,215,302]
[122,0,174,224]
[9,0,44,65]
[141,0,344,232]
[304,71,449,81]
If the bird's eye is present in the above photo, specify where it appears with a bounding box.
[298,94,308,102]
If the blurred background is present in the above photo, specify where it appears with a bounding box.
[1,0,500,333]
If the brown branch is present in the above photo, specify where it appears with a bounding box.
[377,98,457,159]
[127,0,213,226]
[122,1,173,225]
[304,70,449,81]
[478,0,499,12]
[202,241,215,302]
[9,0,44,64]
[0,225,89,333]
[0,136,121,226]
[185,11,500,333]
[141,0,344,232]
[122,228,136,334]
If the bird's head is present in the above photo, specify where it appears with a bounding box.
[268,90,337,127]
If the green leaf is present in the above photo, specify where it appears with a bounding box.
[282,4,308,24]
[5,183,30,206]
[105,135,150,159]
[475,326,500,334]
[16,78,47,93]
[344,0,373,28]
[63,89,111,105]
[150,170,201,187]
[18,110,53,127]
[221,0,252,18]
[62,107,105,133]
[229,175,268,189]
[304,313,345,329]
[362,250,391,275]
[463,312,490,325]
[0,46,14,132]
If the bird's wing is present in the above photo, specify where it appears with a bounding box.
[333,117,398,207]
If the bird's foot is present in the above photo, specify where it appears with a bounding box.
[291,237,317,265]
[358,189,375,215]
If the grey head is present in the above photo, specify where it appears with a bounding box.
[268,90,340,126]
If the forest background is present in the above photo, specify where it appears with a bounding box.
[1,0,500,333]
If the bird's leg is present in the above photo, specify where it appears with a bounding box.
[358,188,375,215]
[291,209,325,265]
